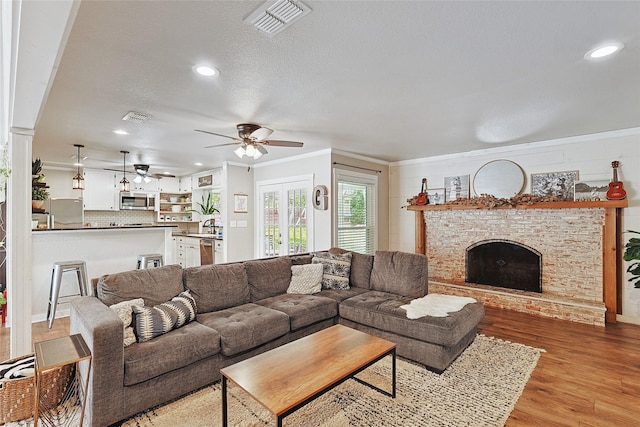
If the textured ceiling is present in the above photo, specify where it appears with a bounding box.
[33,1,640,176]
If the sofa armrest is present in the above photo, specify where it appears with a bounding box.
[70,296,125,427]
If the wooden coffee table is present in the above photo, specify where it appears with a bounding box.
[220,324,396,427]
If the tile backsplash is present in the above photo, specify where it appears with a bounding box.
[84,210,155,227]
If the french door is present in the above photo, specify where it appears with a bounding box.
[257,177,313,258]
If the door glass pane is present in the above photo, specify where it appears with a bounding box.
[287,188,307,254]
[263,190,279,256]
[337,177,376,254]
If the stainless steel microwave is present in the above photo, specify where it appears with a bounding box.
[119,192,156,210]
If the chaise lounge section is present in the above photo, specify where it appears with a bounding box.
[70,249,484,426]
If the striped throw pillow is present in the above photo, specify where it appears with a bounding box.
[132,290,197,343]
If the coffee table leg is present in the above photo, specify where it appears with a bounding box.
[391,348,396,398]
[222,376,228,427]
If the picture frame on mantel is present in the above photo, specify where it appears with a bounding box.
[574,180,609,201]
[234,193,248,213]
[531,170,579,199]
[444,175,470,201]
[428,188,445,205]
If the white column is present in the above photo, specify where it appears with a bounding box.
[8,128,32,357]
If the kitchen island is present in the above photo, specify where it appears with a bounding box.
[32,225,175,323]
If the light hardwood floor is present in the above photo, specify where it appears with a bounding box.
[1,308,639,426]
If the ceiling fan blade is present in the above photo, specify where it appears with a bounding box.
[250,127,273,141]
[195,129,241,142]
[204,142,241,148]
[255,144,268,154]
[150,173,176,179]
[262,140,304,147]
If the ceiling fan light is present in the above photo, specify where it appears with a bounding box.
[234,146,246,158]
[144,176,152,183]
[133,175,142,184]
[245,144,256,157]
[253,150,263,160]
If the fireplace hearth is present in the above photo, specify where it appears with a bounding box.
[466,239,541,293]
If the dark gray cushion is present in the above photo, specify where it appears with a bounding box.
[370,251,428,298]
[183,263,249,313]
[256,294,338,330]
[290,254,313,265]
[339,291,484,347]
[123,321,221,386]
[196,304,290,356]
[329,248,373,289]
[97,264,184,307]
[245,257,292,301]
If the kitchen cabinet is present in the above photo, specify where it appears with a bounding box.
[83,170,118,210]
[158,177,180,193]
[179,177,192,193]
[158,192,197,223]
[175,236,200,267]
[214,239,224,264]
[132,178,158,192]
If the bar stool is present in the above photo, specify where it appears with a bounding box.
[137,254,164,269]
[47,260,89,329]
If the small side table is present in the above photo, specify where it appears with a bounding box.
[34,334,92,427]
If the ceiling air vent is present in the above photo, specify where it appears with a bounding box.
[244,0,311,37]
[121,111,151,123]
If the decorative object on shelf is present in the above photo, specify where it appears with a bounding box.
[472,159,525,198]
[531,170,578,199]
[444,175,470,201]
[190,192,220,215]
[442,193,573,208]
[427,187,445,205]
[72,144,85,190]
[623,230,640,288]
[197,174,213,187]
[234,193,248,213]
[32,158,49,211]
[574,180,609,201]
[119,150,130,192]
[606,160,626,200]
[415,178,428,205]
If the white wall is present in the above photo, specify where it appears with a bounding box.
[223,162,254,262]
[389,128,640,323]
[41,167,77,199]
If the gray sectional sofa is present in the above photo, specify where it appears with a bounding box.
[70,249,484,427]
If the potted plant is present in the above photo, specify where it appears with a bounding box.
[32,186,50,210]
[190,193,219,216]
[623,230,640,288]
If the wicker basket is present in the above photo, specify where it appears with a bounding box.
[0,354,74,424]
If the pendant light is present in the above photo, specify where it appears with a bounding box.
[119,150,130,192]
[72,144,85,190]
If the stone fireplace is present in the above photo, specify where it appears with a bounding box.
[407,202,627,326]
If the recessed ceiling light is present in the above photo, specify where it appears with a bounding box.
[193,65,219,77]
[585,42,624,59]
[194,162,203,166]
[113,129,129,135]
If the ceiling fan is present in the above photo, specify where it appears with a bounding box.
[104,163,175,182]
[195,123,303,160]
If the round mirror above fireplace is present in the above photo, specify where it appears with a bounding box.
[473,159,525,198]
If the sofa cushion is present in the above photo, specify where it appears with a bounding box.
[132,291,198,343]
[317,287,369,303]
[290,254,313,265]
[339,291,485,347]
[183,263,250,313]
[245,257,292,301]
[287,264,324,295]
[109,298,144,347]
[312,252,352,290]
[197,304,290,356]
[370,251,428,298]
[329,248,373,289]
[123,321,221,386]
[256,294,338,330]
[97,264,184,307]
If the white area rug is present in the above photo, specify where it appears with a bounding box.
[119,335,544,427]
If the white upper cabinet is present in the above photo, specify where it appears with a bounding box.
[179,177,192,193]
[157,177,180,193]
[83,170,118,210]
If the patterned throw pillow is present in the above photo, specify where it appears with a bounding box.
[132,291,197,343]
[312,252,352,290]
[110,298,145,347]
[287,263,324,294]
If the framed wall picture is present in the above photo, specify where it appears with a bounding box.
[530,170,579,199]
[234,193,248,213]
[427,188,445,205]
[198,174,213,187]
[444,175,470,201]
[574,180,609,201]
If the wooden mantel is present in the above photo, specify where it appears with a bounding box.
[408,200,628,323]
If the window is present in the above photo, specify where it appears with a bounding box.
[334,169,377,254]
